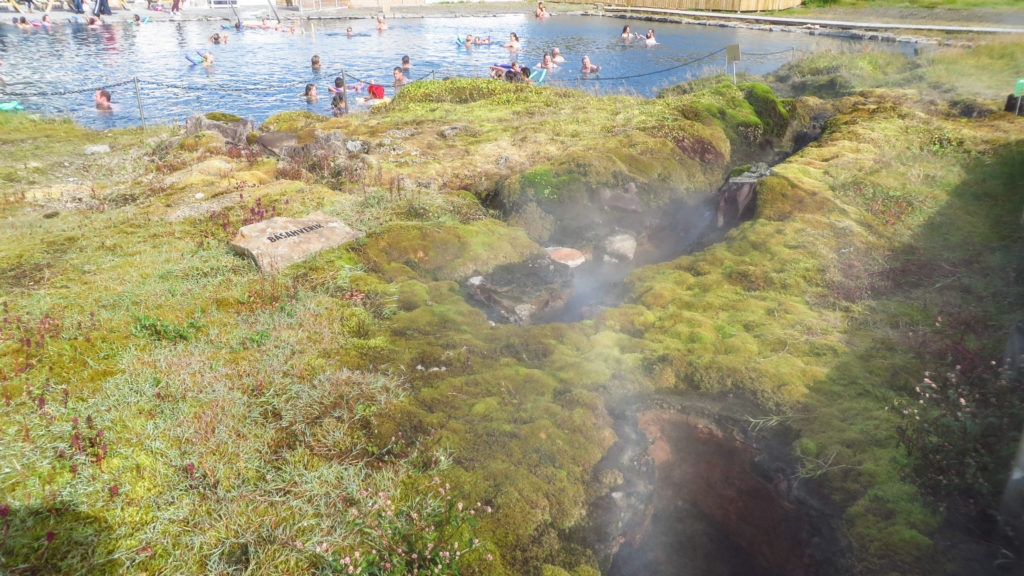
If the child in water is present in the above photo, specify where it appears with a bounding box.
[331,93,346,116]
[303,83,318,103]
[504,32,521,51]
[311,55,321,71]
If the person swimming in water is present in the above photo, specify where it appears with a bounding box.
[311,54,321,71]
[504,32,520,51]
[376,16,387,31]
[644,28,657,45]
[201,51,214,66]
[489,61,520,79]
[331,93,346,116]
[17,17,32,30]
[210,32,228,44]
[94,88,111,111]
[621,24,640,41]
[535,1,550,18]
[346,26,353,37]
[580,55,601,74]
[550,47,565,63]
[401,55,412,71]
[392,66,408,89]
[303,83,318,103]
[537,53,557,70]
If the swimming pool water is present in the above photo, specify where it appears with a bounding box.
[0,14,911,129]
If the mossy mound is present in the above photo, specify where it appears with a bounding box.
[390,77,566,108]
[205,112,244,123]
[618,90,1024,574]
[359,219,542,282]
[261,110,328,134]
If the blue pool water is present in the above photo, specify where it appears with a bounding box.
[0,14,911,129]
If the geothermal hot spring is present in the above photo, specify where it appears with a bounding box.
[461,156,854,575]
[0,10,906,573]
[0,14,913,129]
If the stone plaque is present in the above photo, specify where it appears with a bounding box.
[230,211,363,273]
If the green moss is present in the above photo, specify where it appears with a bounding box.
[739,82,790,138]
[391,78,563,109]
[205,112,244,123]
[261,111,328,134]
[359,220,541,281]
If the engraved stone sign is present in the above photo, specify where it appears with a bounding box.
[230,211,363,273]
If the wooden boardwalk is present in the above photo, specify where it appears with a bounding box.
[600,0,802,13]
[603,5,1024,34]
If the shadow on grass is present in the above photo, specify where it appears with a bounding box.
[814,136,1024,575]
[1,501,114,576]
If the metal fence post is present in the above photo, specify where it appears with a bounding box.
[341,69,348,112]
[133,76,146,130]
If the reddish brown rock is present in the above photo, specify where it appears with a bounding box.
[545,247,587,268]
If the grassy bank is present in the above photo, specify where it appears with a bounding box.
[2,37,1023,576]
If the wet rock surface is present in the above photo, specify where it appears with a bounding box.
[465,254,573,324]
[588,397,853,576]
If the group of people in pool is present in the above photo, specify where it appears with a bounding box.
[9,11,148,28]
[621,25,657,45]
[302,53,414,115]
[63,11,656,116]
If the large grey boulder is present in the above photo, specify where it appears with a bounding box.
[256,131,299,157]
[230,211,363,273]
[185,114,253,146]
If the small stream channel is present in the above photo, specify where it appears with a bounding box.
[465,143,854,573]
[591,396,853,576]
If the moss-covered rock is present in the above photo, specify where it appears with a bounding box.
[205,112,244,123]
[359,219,542,281]
[261,110,328,134]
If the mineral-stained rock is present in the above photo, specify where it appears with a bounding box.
[230,211,363,273]
[545,247,587,268]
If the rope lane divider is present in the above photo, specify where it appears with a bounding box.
[579,46,727,82]
[0,78,135,98]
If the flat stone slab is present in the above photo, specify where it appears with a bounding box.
[545,247,587,268]
[230,211,362,273]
